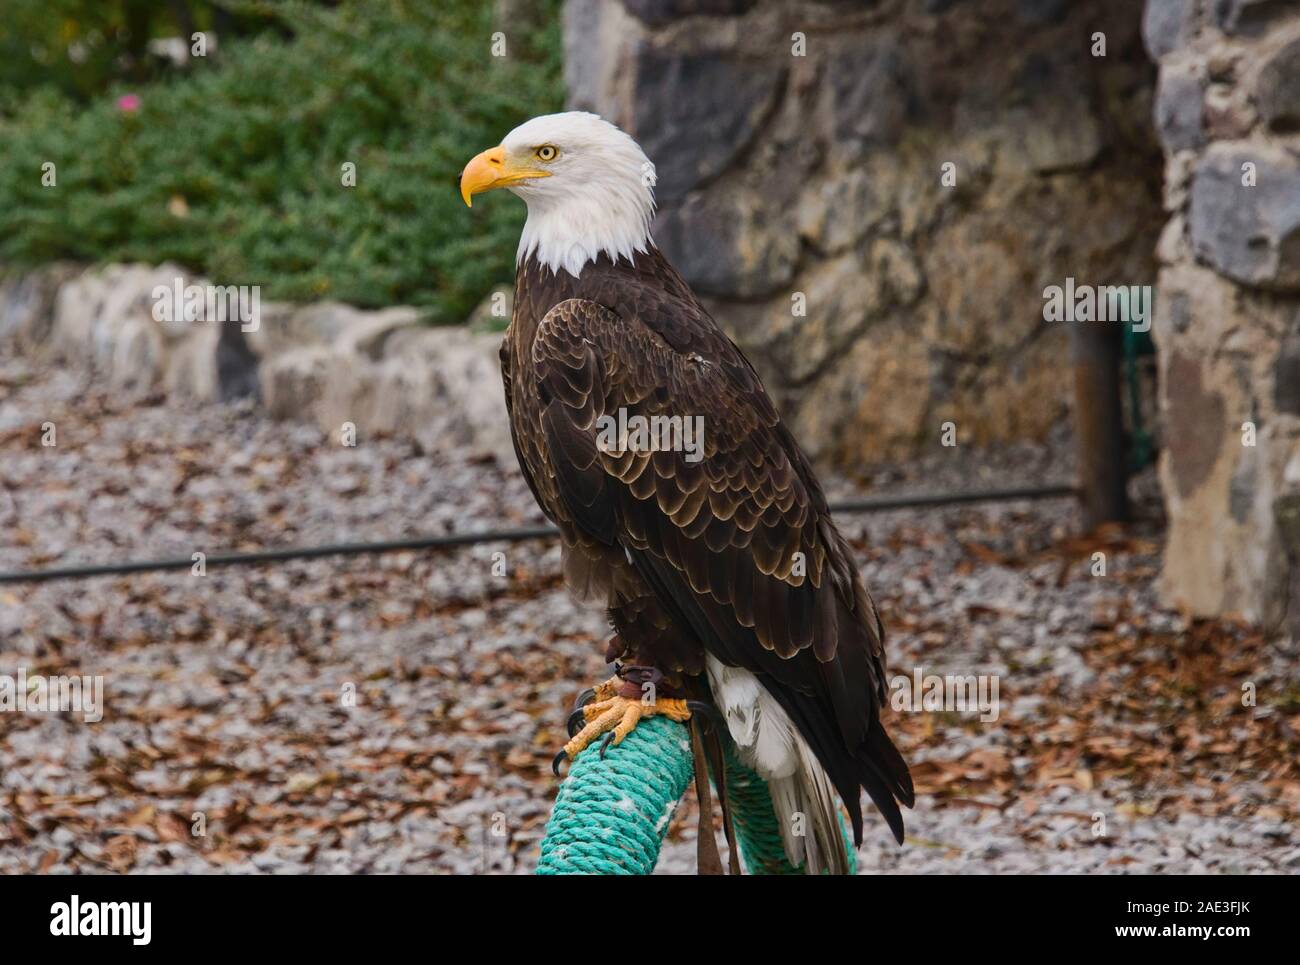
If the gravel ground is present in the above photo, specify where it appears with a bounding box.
[1,345,1296,874]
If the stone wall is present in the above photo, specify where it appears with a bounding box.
[1145,0,1300,631]
[0,264,513,461]
[564,0,1163,465]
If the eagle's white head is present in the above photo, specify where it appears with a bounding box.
[459,112,656,278]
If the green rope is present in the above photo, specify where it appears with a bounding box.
[536,716,855,875]
[537,715,693,875]
[721,740,857,876]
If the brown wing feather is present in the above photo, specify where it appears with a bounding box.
[517,291,912,844]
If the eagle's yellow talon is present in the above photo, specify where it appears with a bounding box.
[559,695,692,763]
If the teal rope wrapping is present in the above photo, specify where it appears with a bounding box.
[536,715,694,875]
[536,715,856,875]
[721,741,857,876]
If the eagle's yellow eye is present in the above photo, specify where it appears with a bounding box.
[536,145,558,162]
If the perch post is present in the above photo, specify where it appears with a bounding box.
[536,715,854,875]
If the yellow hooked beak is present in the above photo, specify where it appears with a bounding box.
[459,145,551,207]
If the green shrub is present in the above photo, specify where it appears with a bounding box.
[0,0,564,322]
[0,0,284,110]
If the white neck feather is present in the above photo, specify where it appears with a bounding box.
[517,186,654,278]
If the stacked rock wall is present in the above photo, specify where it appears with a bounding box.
[0,264,514,461]
[1146,0,1300,629]
[564,0,1163,465]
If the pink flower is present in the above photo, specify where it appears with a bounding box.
[116,94,141,113]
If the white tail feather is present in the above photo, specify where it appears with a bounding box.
[706,656,850,875]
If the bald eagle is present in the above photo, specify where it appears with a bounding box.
[461,112,913,874]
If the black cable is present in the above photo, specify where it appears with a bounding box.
[0,484,1076,585]
[828,483,1076,513]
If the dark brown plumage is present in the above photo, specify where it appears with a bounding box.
[502,246,914,850]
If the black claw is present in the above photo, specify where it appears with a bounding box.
[687,700,724,732]
[552,750,569,777]
[571,688,597,714]
[598,732,617,759]
[566,707,588,739]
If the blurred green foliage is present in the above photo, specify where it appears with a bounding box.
[0,0,564,321]
[0,0,280,109]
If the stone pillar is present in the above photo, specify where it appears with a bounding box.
[1146,0,1300,629]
